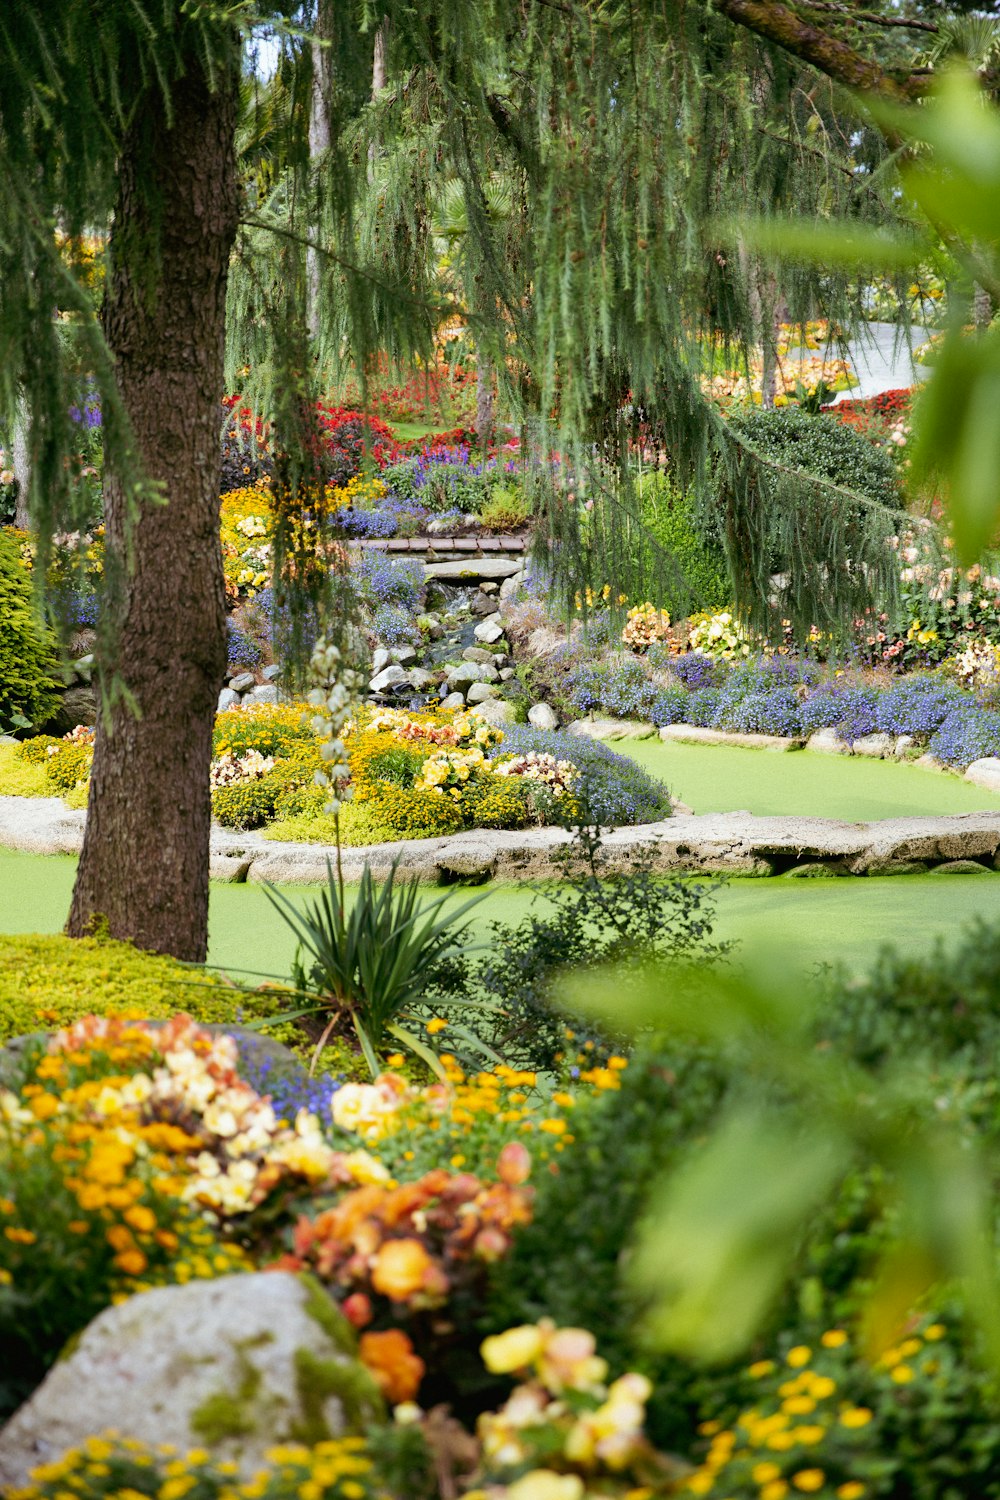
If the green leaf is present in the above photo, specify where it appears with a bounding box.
[630,1107,851,1364]
[716,216,924,271]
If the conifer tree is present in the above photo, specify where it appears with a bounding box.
[0,0,952,959]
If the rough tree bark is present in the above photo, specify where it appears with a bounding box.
[66,51,240,961]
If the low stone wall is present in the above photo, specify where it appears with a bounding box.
[6,794,1000,883]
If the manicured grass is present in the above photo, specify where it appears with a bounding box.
[617,736,1000,820]
[3,845,1000,986]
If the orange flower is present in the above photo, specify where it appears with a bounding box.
[359,1328,425,1403]
[371,1237,432,1301]
[497,1142,532,1186]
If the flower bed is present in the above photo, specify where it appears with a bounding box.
[5,932,1000,1499]
[0,702,672,840]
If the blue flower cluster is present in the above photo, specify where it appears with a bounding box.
[567,654,1000,767]
[567,657,689,726]
[331,506,398,538]
[930,702,1000,768]
[353,551,424,613]
[227,621,263,670]
[232,1032,342,1121]
[488,725,672,825]
[51,584,99,631]
[371,603,420,647]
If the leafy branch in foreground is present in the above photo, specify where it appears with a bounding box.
[567,959,1000,1373]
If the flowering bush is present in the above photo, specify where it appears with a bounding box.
[688,610,752,660]
[274,1153,534,1403]
[219,485,275,599]
[892,532,1000,666]
[681,1321,1000,1500]
[472,1321,675,1499]
[621,603,672,651]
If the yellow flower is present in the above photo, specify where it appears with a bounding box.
[787,1346,812,1368]
[505,1471,584,1500]
[821,1329,848,1348]
[924,1323,946,1341]
[839,1407,873,1428]
[753,1462,782,1483]
[890,1364,914,1384]
[481,1324,545,1374]
[426,1018,448,1035]
[792,1472,825,1493]
[749,1360,776,1378]
[761,1483,789,1500]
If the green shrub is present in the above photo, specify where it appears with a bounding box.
[0,743,48,796]
[38,739,92,794]
[365,783,466,837]
[0,529,61,729]
[486,1039,729,1448]
[460,775,532,829]
[728,406,901,510]
[0,933,291,1044]
[480,485,531,532]
[211,764,293,828]
[272,779,330,822]
[637,473,730,618]
[264,801,414,845]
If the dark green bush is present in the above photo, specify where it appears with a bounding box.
[637,473,730,618]
[0,529,61,729]
[728,406,901,510]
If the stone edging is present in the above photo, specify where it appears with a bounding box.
[6,793,1000,883]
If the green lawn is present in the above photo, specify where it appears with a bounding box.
[2,844,999,987]
[619,736,1000,820]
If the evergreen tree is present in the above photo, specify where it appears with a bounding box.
[0,0,952,959]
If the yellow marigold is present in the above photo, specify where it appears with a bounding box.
[839,1407,873,1429]
[749,1360,776,1378]
[821,1329,848,1348]
[837,1485,866,1499]
[786,1345,812,1368]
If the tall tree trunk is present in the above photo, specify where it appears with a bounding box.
[12,394,31,530]
[476,348,495,450]
[66,53,240,961]
[308,0,335,340]
[367,17,390,182]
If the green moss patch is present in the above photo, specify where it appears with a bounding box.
[0,932,294,1044]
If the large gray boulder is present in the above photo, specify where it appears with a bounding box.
[528,702,559,731]
[369,664,409,693]
[0,1273,380,1488]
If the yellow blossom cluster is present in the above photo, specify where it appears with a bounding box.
[470,1321,671,1499]
[682,1323,950,1499]
[621,603,673,651]
[327,473,388,510]
[11,1434,383,1500]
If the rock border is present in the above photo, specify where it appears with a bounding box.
[6,790,1000,882]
